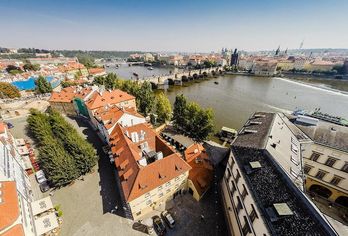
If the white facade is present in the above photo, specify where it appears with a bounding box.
[265,113,312,190]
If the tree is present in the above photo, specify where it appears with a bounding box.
[61,80,78,88]
[77,54,96,68]
[27,109,98,187]
[137,81,155,116]
[0,82,21,98]
[172,94,214,141]
[23,63,40,71]
[6,65,23,74]
[172,94,188,129]
[39,137,79,187]
[94,73,122,90]
[155,92,172,124]
[35,75,52,94]
[49,110,97,175]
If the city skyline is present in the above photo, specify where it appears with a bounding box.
[1,0,348,52]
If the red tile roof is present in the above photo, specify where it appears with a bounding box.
[0,181,21,232]
[0,122,6,134]
[49,86,93,103]
[1,224,25,236]
[85,89,135,110]
[88,68,105,75]
[95,106,143,130]
[110,123,191,202]
[185,144,213,197]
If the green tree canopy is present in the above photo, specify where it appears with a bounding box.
[137,81,155,116]
[173,94,188,130]
[27,109,98,187]
[155,92,172,124]
[23,63,40,71]
[77,54,96,68]
[35,75,52,94]
[172,94,214,141]
[0,82,21,98]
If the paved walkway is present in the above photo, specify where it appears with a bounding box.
[49,117,145,236]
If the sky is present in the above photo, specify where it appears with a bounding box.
[0,0,347,52]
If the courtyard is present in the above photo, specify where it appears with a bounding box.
[7,115,228,236]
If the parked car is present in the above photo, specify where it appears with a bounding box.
[35,170,47,184]
[39,181,50,193]
[161,211,175,229]
[152,215,166,235]
[6,122,14,129]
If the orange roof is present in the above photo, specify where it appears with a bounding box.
[49,86,92,103]
[110,123,191,202]
[88,67,105,74]
[1,224,25,236]
[0,122,6,134]
[0,181,20,232]
[185,144,213,197]
[85,89,135,110]
[95,106,144,130]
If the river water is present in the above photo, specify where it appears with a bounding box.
[107,65,348,131]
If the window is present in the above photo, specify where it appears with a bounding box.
[231,181,236,194]
[236,196,243,213]
[241,185,248,200]
[290,154,300,166]
[136,211,142,216]
[235,170,241,183]
[325,157,337,167]
[315,170,327,180]
[304,165,313,174]
[146,200,152,205]
[175,177,180,182]
[342,163,348,173]
[230,158,235,168]
[249,204,258,222]
[242,216,251,236]
[158,185,163,191]
[310,152,321,161]
[145,193,150,198]
[165,182,171,187]
[158,192,164,198]
[226,167,232,179]
[166,188,171,193]
[330,176,343,186]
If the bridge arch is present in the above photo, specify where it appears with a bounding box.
[309,184,332,199]
[335,196,348,208]
[202,71,208,77]
[182,75,188,82]
[193,73,198,79]
[167,78,175,85]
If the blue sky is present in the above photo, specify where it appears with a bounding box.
[0,0,347,52]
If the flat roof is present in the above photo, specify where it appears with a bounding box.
[233,112,275,149]
[294,119,348,152]
[231,147,336,236]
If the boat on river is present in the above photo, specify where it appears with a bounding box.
[216,126,237,143]
[148,67,154,70]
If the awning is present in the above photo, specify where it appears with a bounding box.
[15,138,26,146]
[34,212,59,236]
[221,126,237,134]
[31,197,54,216]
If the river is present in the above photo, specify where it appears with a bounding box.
[107,65,348,131]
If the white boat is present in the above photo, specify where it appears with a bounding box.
[148,67,154,70]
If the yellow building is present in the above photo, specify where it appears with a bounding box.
[294,117,348,210]
[110,123,191,220]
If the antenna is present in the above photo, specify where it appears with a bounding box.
[299,39,304,50]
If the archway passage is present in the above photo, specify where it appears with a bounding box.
[309,184,332,199]
[168,79,174,85]
[202,72,208,77]
[335,196,348,208]
[150,82,158,90]
[193,73,198,79]
[182,76,189,82]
